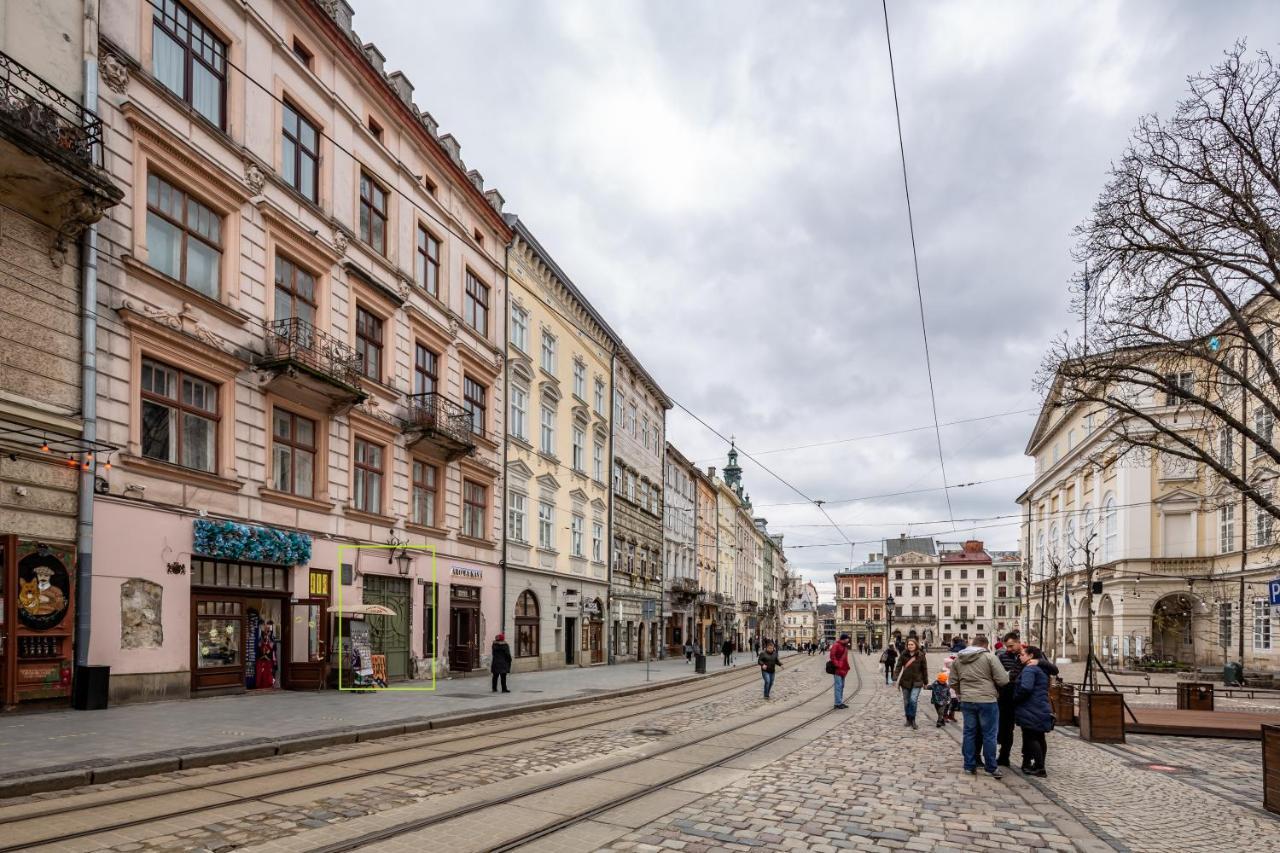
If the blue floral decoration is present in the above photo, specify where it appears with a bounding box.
[193,519,312,566]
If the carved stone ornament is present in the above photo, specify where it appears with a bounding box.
[333,228,349,255]
[397,281,411,302]
[447,317,460,336]
[99,52,130,95]
[318,0,340,17]
[122,299,227,352]
[50,194,109,266]
[245,161,266,194]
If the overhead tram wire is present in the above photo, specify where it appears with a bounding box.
[753,472,1033,509]
[881,0,955,531]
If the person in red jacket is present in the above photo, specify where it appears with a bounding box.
[829,633,851,709]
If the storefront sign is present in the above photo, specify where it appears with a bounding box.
[17,552,70,631]
[451,566,483,579]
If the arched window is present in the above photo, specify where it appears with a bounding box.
[1103,495,1118,562]
[515,590,539,658]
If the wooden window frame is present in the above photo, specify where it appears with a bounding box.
[416,225,441,297]
[414,342,439,396]
[359,170,388,255]
[274,254,318,325]
[462,479,487,540]
[140,357,220,472]
[352,436,385,515]
[411,459,439,528]
[151,0,228,128]
[146,171,223,296]
[515,590,539,658]
[355,305,384,382]
[464,269,490,335]
[464,376,487,436]
[282,99,320,202]
[271,406,317,498]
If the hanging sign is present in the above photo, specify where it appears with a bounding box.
[16,552,71,631]
[1269,578,1280,606]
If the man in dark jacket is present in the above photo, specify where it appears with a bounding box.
[490,633,512,693]
[995,631,1059,768]
[721,637,735,667]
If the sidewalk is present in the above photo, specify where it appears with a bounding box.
[0,653,755,792]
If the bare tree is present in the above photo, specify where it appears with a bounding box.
[1043,44,1280,524]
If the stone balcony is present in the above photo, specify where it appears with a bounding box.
[257,318,366,412]
[402,392,477,462]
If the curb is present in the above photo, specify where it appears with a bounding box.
[0,658,767,801]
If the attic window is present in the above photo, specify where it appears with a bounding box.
[292,37,313,69]
[368,116,383,141]
[423,175,437,196]
[473,228,484,246]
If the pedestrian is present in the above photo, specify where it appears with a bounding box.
[1014,645,1054,776]
[950,636,965,654]
[995,631,1058,768]
[951,634,1009,778]
[828,632,851,709]
[893,637,928,729]
[758,639,782,699]
[880,643,898,685]
[684,641,694,664]
[722,637,735,667]
[928,671,951,727]
[490,633,512,694]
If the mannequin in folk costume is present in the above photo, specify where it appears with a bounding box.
[256,620,277,689]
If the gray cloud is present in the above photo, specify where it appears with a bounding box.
[354,0,1278,596]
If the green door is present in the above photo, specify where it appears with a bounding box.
[363,575,411,681]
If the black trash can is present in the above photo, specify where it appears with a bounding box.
[73,664,110,710]
[1224,661,1244,687]
[694,654,707,674]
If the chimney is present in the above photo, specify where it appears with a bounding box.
[327,0,355,34]
[439,133,463,167]
[707,466,716,479]
[362,42,386,74]
[387,70,414,106]
[484,188,505,213]
[419,111,439,137]
[466,168,484,192]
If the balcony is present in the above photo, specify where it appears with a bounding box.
[740,600,759,613]
[0,50,121,237]
[671,577,699,596]
[403,392,477,461]
[257,318,366,411]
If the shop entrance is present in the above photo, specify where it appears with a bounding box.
[363,574,411,681]
[191,558,292,694]
[565,617,576,666]
[449,584,480,671]
[1,537,76,708]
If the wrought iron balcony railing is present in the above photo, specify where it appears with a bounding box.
[404,392,477,457]
[0,50,103,168]
[259,317,363,390]
[670,577,699,595]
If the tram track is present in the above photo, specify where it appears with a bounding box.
[0,656,791,852]
[306,656,864,853]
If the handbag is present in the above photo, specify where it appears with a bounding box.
[825,660,837,674]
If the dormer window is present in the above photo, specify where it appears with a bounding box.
[292,37,314,69]
[368,116,383,141]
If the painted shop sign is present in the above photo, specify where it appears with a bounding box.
[451,566,483,579]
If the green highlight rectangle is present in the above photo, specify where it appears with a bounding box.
[336,543,438,691]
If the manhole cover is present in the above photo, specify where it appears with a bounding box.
[631,726,670,737]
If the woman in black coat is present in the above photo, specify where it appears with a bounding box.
[491,633,512,693]
[1013,645,1053,776]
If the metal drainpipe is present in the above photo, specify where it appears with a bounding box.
[500,240,510,638]
[74,0,101,671]
[606,350,615,665]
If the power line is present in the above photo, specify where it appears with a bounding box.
[753,472,1033,509]
[881,0,954,530]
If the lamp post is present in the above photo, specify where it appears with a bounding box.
[886,594,896,649]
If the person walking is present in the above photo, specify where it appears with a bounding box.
[928,671,951,727]
[490,633,512,694]
[721,637,735,667]
[893,637,928,729]
[684,641,694,664]
[758,640,782,699]
[880,643,898,685]
[829,633,851,709]
[951,634,1009,778]
[950,636,965,654]
[1014,645,1054,776]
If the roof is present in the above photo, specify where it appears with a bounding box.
[988,550,1022,563]
[817,603,836,616]
[885,535,936,557]
[835,562,885,577]
[940,540,992,564]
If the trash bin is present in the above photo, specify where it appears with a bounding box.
[1177,682,1214,711]
[694,654,707,674]
[1224,661,1244,687]
[72,664,110,711]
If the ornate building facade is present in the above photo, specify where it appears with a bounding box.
[663,442,698,656]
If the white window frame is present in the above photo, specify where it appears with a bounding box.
[511,305,528,352]
[538,500,555,550]
[572,426,585,472]
[571,514,584,557]
[541,330,557,373]
[508,491,527,543]
[573,360,586,400]
[1253,598,1273,651]
[592,521,603,561]
[593,440,604,482]
[540,404,556,456]
[1220,504,1235,554]
[510,385,528,441]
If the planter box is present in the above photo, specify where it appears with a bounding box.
[1177,682,1214,712]
[1079,691,1126,743]
[1265,725,1280,816]
[1049,682,1076,727]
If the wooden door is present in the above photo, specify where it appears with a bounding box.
[449,606,478,671]
[565,617,576,666]
[284,599,328,690]
[363,575,410,681]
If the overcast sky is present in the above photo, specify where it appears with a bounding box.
[355,0,1276,600]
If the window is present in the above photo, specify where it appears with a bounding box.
[642,416,650,450]
[1220,426,1234,466]
[355,307,383,381]
[271,409,315,497]
[614,391,624,426]
[507,492,527,542]
[291,36,313,68]
[960,569,968,580]
[573,361,586,399]
[462,480,486,539]
[358,171,388,254]
[274,256,316,326]
[515,591,539,658]
[152,0,226,127]
[943,587,952,597]
[1103,495,1118,562]
[627,403,638,438]
[1256,408,1275,456]
[464,377,487,435]
[894,585,903,598]
[593,440,604,482]
[925,585,932,596]
[1219,602,1232,650]
[353,438,383,515]
[595,379,605,415]
[282,101,319,201]
[857,585,866,598]
[541,331,557,373]
[976,586,985,598]
[413,343,438,396]
[1256,505,1274,547]
[538,501,554,549]
[872,585,881,598]
[571,514,584,557]
[1164,371,1194,405]
[509,385,528,441]
[572,427,585,471]
[613,461,623,493]
[146,173,222,297]
[511,305,528,352]
[464,271,489,334]
[411,461,437,527]
[1254,599,1273,651]
[1220,504,1235,553]
[416,226,441,296]
[592,522,603,561]
[141,359,218,472]
[367,116,383,141]
[540,405,556,455]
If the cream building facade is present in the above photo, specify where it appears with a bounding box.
[87,0,510,702]
[886,549,939,648]
[503,218,613,671]
[663,442,698,656]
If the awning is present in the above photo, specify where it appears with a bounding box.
[335,603,397,616]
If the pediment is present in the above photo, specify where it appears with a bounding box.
[590,497,607,512]
[509,355,534,383]
[536,473,561,490]
[1154,488,1202,510]
[507,459,535,480]
[569,488,590,504]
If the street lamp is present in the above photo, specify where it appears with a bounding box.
[886,594,896,648]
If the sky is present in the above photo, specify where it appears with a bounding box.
[353,0,1277,601]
